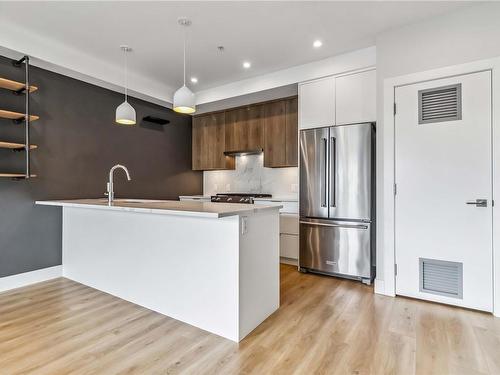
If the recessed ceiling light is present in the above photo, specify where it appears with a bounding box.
[313,40,323,48]
[243,61,251,69]
[190,77,198,84]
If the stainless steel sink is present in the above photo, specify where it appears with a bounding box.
[98,198,166,204]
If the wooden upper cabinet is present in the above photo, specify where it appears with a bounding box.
[192,115,206,171]
[263,97,298,168]
[192,97,297,170]
[264,101,287,167]
[192,112,234,171]
[247,105,265,151]
[225,106,264,152]
[285,97,298,166]
[225,108,246,152]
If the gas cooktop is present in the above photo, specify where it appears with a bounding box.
[211,193,272,204]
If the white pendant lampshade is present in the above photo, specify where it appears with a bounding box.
[173,18,196,114]
[173,85,195,114]
[116,100,136,125]
[116,45,136,125]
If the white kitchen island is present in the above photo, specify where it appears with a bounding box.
[36,199,281,342]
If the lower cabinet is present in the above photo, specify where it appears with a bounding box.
[279,213,299,260]
[280,234,299,260]
[255,200,299,261]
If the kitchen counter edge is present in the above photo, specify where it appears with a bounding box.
[35,199,282,219]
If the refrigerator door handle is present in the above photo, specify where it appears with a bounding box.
[299,221,368,230]
[320,137,328,207]
[330,136,336,207]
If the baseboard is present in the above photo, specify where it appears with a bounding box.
[280,257,298,266]
[0,265,62,293]
[374,278,386,295]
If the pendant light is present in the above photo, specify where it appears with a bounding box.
[173,18,195,114]
[115,45,136,125]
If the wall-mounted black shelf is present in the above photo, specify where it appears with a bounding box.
[0,55,38,180]
[0,109,39,123]
[0,173,37,179]
[0,141,37,150]
[0,77,38,94]
[143,116,170,125]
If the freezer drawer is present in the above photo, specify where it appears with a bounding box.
[299,219,371,278]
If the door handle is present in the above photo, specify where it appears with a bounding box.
[300,221,368,230]
[330,137,336,208]
[466,199,488,207]
[321,137,328,207]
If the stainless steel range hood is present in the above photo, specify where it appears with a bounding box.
[223,149,263,156]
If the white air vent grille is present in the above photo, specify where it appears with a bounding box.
[419,258,463,299]
[418,84,462,124]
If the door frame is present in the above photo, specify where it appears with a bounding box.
[379,56,500,317]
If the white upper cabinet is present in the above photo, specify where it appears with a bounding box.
[299,77,335,129]
[335,69,376,125]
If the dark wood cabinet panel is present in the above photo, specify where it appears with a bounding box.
[263,98,298,168]
[225,106,264,152]
[193,96,297,170]
[285,97,298,166]
[224,108,247,152]
[192,115,205,171]
[247,105,265,151]
[263,101,287,167]
[192,113,234,171]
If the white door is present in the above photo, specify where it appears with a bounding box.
[395,71,493,311]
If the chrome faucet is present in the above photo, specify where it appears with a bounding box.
[106,164,131,206]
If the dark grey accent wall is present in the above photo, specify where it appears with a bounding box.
[196,84,298,114]
[0,55,202,277]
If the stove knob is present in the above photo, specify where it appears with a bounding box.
[215,197,220,201]
[240,198,245,202]
[227,197,232,201]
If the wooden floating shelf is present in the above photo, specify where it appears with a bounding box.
[0,109,39,122]
[0,77,38,93]
[0,173,36,178]
[0,141,38,150]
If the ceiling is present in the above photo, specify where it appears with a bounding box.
[0,1,475,94]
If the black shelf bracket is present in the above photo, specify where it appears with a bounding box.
[11,55,31,179]
[12,56,28,68]
[13,87,28,96]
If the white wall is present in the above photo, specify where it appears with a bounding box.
[203,154,298,198]
[196,46,376,104]
[0,25,173,108]
[375,3,500,291]
[0,16,375,109]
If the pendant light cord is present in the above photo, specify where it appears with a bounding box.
[183,27,186,86]
[124,49,128,102]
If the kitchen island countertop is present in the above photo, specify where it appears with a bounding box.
[36,198,281,218]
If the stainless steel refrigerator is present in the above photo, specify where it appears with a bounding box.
[299,123,375,284]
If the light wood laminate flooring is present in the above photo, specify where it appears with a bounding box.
[1,265,499,374]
